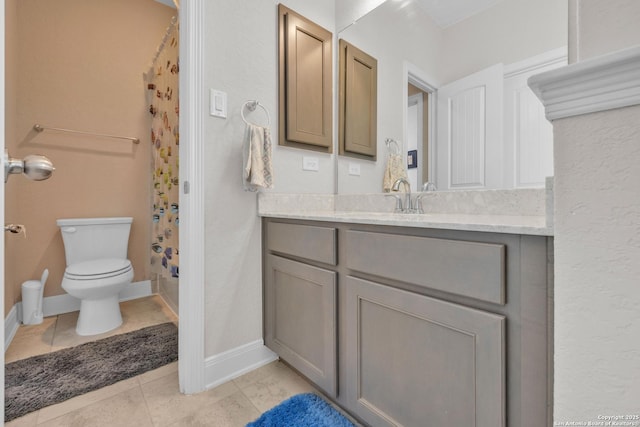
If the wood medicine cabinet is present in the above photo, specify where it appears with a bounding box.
[278,4,333,152]
[338,39,378,159]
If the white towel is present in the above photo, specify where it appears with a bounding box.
[382,154,408,192]
[243,123,274,191]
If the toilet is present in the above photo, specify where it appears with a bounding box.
[57,217,134,336]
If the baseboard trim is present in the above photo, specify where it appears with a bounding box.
[4,305,20,352]
[204,339,278,390]
[5,280,153,351]
[119,280,153,302]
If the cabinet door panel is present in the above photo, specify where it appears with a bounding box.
[278,5,332,150]
[339,39,377,158]
[344,276,505,427]
[265,255,337,396]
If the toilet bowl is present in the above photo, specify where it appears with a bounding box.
[57,217,134,336]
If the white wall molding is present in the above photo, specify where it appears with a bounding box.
[119,280,153,302]
[4,305,20,352]
[529,45,640,120]
[204,340,278,390]
[178,0,206,395]
[504,46,568,79]
[403,61,439,184]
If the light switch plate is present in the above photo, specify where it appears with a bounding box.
[348,162,361,176]
[210,89,227,118]
[302,156,319,171]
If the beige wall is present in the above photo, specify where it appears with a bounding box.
[202,0,335,358]
[5,0,20,315]
[570,0,640,61]
[335,0,386,32]
[553,0,640,420]
[554,104,640,422]
[440,0,568,84]
[4,0,176,315]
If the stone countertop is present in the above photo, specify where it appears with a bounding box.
[257,189,554,236]
[259,210,552,236]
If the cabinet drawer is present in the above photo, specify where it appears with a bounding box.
[267,222,337,265]
[345,230,505,304]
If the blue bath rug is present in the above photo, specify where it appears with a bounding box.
[247,393,355,427]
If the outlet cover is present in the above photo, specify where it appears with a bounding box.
[302,156,319,171]
[348,163,361,176]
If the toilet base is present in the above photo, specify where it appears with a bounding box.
[76,295,123,336]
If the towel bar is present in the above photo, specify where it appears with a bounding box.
[33,124,140,144]
[241,100,271,127]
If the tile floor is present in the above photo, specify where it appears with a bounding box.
[5,295,325,427]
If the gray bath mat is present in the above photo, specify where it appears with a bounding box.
[5,322,178,422]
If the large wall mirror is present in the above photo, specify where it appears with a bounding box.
[335,0,568,194]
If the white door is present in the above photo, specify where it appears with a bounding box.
[436,63,504,190]
[503,49,566,188]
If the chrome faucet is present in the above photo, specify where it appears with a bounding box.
[392,178,412,212]
[414,182,437,214]
[422,181,437,192]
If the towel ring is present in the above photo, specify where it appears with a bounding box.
[385,138,401,155]
[241,100,271,127]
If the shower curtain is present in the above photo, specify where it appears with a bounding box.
[145,20,179,311]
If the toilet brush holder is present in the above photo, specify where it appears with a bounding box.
[21,269,49,325]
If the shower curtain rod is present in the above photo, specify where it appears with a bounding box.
[33,124,140,144]
[146,15,178,78]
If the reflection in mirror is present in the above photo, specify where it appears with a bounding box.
[407,82,429,189]
[338,39,378,160]
[336,0,568,193]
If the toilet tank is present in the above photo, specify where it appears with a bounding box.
[56,217,133,266]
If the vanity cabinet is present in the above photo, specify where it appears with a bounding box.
[264,222,338,396]
[263,218,553,427]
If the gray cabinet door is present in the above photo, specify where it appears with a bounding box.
[344,276,506,427]
[264,255,337,396]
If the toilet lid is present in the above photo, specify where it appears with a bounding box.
[65,259,132,280]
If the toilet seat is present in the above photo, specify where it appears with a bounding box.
[64,259,132,281]
[62,258,134,302]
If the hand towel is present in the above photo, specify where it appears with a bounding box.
[243,123,274,191]
[382,154,408,192]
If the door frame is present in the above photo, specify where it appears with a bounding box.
[407,93,424,190]
[403,62,437,186]
[1,0,6,419]
[178,0,206,394]
[0,0,206,398]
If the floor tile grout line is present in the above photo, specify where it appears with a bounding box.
[49,314,60,354]
[136,382,158,427]
[237,383,265,418]
[5,296,177,426]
